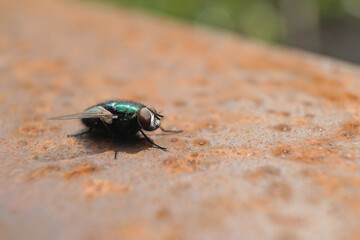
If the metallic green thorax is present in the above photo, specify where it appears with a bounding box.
[105,101,143,120]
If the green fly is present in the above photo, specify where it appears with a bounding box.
[49,100,182,157]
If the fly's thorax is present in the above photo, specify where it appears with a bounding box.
[105,101,142,121]
[137,107,160,131]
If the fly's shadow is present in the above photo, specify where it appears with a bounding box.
[33,129,151,162]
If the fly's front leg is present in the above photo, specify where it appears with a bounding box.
[139,129,167,151]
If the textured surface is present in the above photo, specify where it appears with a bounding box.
[1,0,360,239]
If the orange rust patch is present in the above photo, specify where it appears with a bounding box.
[309,172,360,198]
[193,139,209,147]
[291,118,309,127]
[19,124,45,137]
[343,196,360,216]
[83,179,130,198]
[273,124,292,132]
[198,119,218,131]
[206,147,257,159]
[163,155,205,173]
[190,152,199,158]
[201,196,241,217]
[245,165,281,183]
[266,182,292,201]
[17,58,66,75]
[17,140,28,146]
[173,100,186,107]
[273,139,340,164]
[341,121,360,138]
[25,165,62,181]
[267,213,304,226]
[267,110,291,117]
[64,166,100,179]
[273,144,294,157]
[117,223,152,239]
[294,140,336,164]
[170,137,179,143]
[156,208,171,220]
[244,197,272,210]
[163,157,195,173]
[312,172,341,195]
[291,74,359,103]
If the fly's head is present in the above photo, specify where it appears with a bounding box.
[137,106,163,131]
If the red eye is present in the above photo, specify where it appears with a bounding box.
[138,108,151,129]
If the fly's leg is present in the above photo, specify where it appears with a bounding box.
[67,127,93,137]
[139,129,167,151]
[102,122,120,159]
[159,126,182,133]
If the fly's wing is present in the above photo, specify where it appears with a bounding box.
[49,106,117,123]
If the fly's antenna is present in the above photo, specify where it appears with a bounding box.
[148,107,164,119]
[156,112,164,118]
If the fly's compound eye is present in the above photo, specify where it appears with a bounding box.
[138,108,152,130]
[138,107,161,131]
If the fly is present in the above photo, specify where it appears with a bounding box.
[49,100,182,158]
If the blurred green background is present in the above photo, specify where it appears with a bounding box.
[98,0,360,63]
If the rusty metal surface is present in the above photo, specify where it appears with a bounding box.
[1,0,360,239]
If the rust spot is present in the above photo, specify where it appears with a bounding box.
[117,223,151,239]
[64,166,100,179]
[199,120,218,131]
[297,140,339,164]
[274,139,342,164]
[156,208,171,220]
[245,165,281,182]
[49,126,60,132]
[290,74,359,104]
[312,173,341,195]
[19,124,45,137]
[194,139,209,147]
[174,100,186,107]
[83,179,130,198]
[267,110,290,117]
[312,126,324,132]
[273,144,293,157]
[341,121,360,138]
[292,118,309,127]
[163,157,177,166]
[260,166,281,176]
[163,156,202,173]
[170,137,179,143]
[18,140,28,146]
[162,157,190,172]
[190,152,199,158]
[273,124,292,132]
[266,181,292,201]
[267,213,303,226]
[25,165,62,181]
[18,58,66,75]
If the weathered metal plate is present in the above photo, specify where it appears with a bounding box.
[1,0,360,239]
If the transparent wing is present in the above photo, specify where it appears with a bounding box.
[48,112,116,120]
[48,106,117,120]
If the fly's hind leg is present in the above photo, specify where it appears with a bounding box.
[101,122,120,159]
[140,129,167,151]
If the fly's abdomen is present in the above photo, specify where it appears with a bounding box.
[81,117,102,128]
